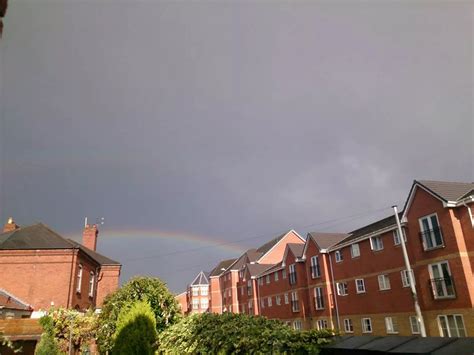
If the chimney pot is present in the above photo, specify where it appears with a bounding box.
[3,217,19,233]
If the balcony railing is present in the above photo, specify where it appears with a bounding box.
[430,277,456,299]
[419,226,444,250]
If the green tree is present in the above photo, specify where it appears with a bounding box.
[97,276,181,353]
[112,300,157,355]
[158,312,334,354]
[35,315,63,355]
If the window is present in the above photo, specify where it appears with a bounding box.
[200,286,208,296]
[385,317,398,334]
[289,264,297,285]
[276,295,281,305]
[351,243,360,258]
[361,318,372,333]
[355,279,366,293]
[316,319,328,330]
[192,287,199,296]
[410,316,421,334]
[76,264,83,293]
[337,282,348,296]
[370,236,384,251]
[239,270,244,279]
[438,315,466,337]
[284,293,289,304]
[88,271,95,297]
[429,261,455,298]
[291,292,299,312]
[310,256,321,278]
[314,287,324,309]
[274,271,279,281]
[200,298,209,310]
[401,270,413,288]
[248,301,253,315]
[282,268,287,279]
[266,275,270,284]
[419,214,444,250]
[192,299,199,310]
[261,298,265,308]
[258,277,263,286]
[267,297,272,307]
[247,280,252,296]
[378,274,391,291]
[344,319,354,333]
[393,228,407,245]
[293,320,302,331]
[335,250,343,262]
[228,289,231,297]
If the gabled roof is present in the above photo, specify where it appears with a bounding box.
[227,249,262,271]
[209,258,236,277]
[190,271,209,286]
[0,223,120,266]
[287,243,304,259]
[256,231,289,254]
[0,289,32,311]
[417,180,474,202]
[306,232,349,250]
[0,223,75,249]
[246,263,275,278]
[333,213,401,247]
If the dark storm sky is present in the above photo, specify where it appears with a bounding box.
[0,1,472,292]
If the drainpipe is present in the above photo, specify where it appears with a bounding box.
[328,253,340,331]
[393,205,427,337]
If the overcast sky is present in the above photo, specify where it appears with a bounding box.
[0,1,472,292]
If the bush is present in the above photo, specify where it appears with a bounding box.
[97,276,181,353]
[35,316,63,355]
[158,312,334,354]
[112,300,158,355]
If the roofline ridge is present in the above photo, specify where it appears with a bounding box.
[0,288,32,308]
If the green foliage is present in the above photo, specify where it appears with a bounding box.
[112,300,158,355]
[97,276,181,353]
[158,312,334,354]
[36,315,63,355]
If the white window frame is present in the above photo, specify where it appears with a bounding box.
[335,250,343,262]
[266,274,270,284]
[192,286,199,296]
[289,264,297,285]
[247,280,252,296]
[267,296,272,307]
[76,264,83,293]
[261,298,265,308]
[419,213,444,250]
[200,286,208,296]
[314,287,324,310]
[276,295,281,305]
[370,236,384,251]
[401,270,413,288]
[385,317,398,334]
[192,299,199,310]
[291,291,299,312]
[284,293,289,304]
[337,282,348,296]
[361,318,372,333]
[378,274,391,291]
[410,316,421,334]
[200,298,209,310]
[293,320,302,331]
[393,228,407,246]
[344,318,354,333]
[429,261,455,299]
[316,319,328,330]
[88,271,95,297]
[355,279,366,294]
[351,243,360,258]
[310,256,321,278]
[282,268,287,279]
[274,271,279,282]
[438,314,466,337]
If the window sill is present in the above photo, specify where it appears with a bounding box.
[379,288,391,292]
[434,295,456,300]
[423,245,445,252]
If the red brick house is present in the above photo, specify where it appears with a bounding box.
[208,258,235,314]
[0,218,121,314]
[0,289,33,319]
[186,271,210,314]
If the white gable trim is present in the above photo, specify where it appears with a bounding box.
[257,229,305,263]
[402,182,448,221]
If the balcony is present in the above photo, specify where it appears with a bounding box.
[419,227,444,250]
[430,277,456,299]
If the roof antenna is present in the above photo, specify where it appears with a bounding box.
[84,217,88,228]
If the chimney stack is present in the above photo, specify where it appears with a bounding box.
[3,217,19,233]
[83,224,99,251]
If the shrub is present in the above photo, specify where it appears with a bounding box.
[158,312,334,354]
[35,315,63,355]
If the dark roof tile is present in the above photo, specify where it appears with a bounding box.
[307,232,349,250]
[209,258,236,277]
[417,180,474,202]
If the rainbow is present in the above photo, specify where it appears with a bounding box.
[68,227,246,259]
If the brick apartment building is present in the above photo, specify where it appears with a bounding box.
[184,180,474,338]
[0,218,121,314]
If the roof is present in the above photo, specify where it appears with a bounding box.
[0,289,32,311]
[417,180,474,202]
[287,243,304,258]
[190,271,209,286]
[228,249,262,271]
[335,213,401,246]
[246,263,275,277]
[256,231,288,254]
[0,223,120,266]
[0,319,42,341]
[209,258,236,277]
[307,232,349,250]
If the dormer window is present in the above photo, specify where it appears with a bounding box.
[76,264,83,293]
